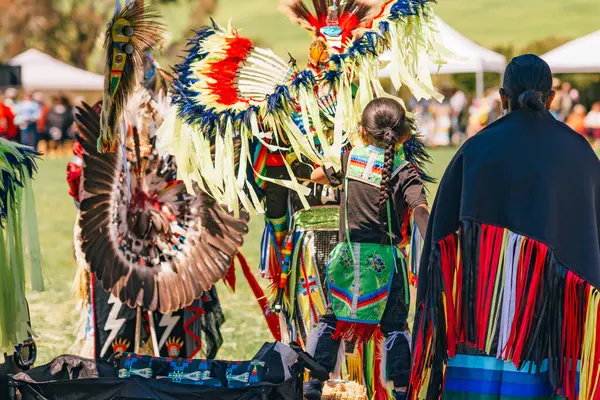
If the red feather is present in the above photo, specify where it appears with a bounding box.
[339,12,360,42]
[206,35,253,106]
[223,262,237,292]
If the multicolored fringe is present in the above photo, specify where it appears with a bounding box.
[408,221,422,287]
[260,215,289,286]
[355,332,392,400]
[251,141,268,190]
[410,220,600,400]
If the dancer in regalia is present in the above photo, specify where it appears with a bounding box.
[0,138,42,396]
[157,0,444,310]
[67,0,251,360]
[158,0,446,217]
[68,83,240,360]
[154,0,447,395]
[305,97,431,400]
[410,55,600,400]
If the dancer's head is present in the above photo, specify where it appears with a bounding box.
[360,97,410,233]
[500,54,555,112]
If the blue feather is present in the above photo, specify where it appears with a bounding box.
[402,125,435,184]
[389,0,433,20]
[0,141,39,224]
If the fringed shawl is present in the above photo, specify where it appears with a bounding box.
[410,109,600,399]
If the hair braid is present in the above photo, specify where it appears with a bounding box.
[378,128,397,241]
[359,97,409,242]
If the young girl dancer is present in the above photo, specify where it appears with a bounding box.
[306,97,430,400]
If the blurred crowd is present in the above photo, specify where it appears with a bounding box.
[1,82,599,154]
[412,79,600,151]
[0,88,75,154]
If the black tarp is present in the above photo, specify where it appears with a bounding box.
[10,342,326,400]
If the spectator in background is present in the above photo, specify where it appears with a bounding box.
[3,88,18,111]
[0,96,18,141]
[585,102,600,151]
[487,98,503,124]
[558,81,574,122]
[549,92,561,120]
[34,92,49,147]
[431,101,452,147]
[14,92,41,149]
[46,95,74,154]
[450,89,467,140]
[566,104,588,136]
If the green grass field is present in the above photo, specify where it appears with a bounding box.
[27,147,455,364]
[158,0,600,66]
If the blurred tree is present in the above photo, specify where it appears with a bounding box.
[0,0,217,70]
[520,37,569,56]
[162,0,218,63]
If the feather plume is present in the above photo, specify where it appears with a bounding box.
[279,0,381,41]
[99,1,165,153]
[76,103,250,314]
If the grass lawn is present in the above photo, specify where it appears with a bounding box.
[27,147,455,364]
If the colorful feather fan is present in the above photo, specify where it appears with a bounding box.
[76,103,250,314]
[99,0,165,153]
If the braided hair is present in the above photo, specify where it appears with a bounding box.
[360,98,410,239]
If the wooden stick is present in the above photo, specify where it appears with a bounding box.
[134,307,142,353]
[147,311,160,357]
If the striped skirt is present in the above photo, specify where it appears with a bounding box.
[443,355,577,400]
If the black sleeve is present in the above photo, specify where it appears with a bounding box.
[323,151,350,187]
[398,165,428,210]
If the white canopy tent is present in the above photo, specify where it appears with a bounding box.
[8,49,104,91]
[541,30,600,73]
[379,17,506,98]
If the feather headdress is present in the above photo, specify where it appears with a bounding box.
[99,0,165,153]
[279,0,381,43]
[160,0,447,215]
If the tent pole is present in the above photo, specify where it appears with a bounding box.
[476,70,484,99]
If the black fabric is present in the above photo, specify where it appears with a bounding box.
[197,287,225,359]
[325,150,427,244]
[92,277,138,360]
[264,166,290,220]
[417,108,600,312]
[1,356,23,399]
[12,344,321,400]
[289,183,339,213]
[92,277,225,361]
